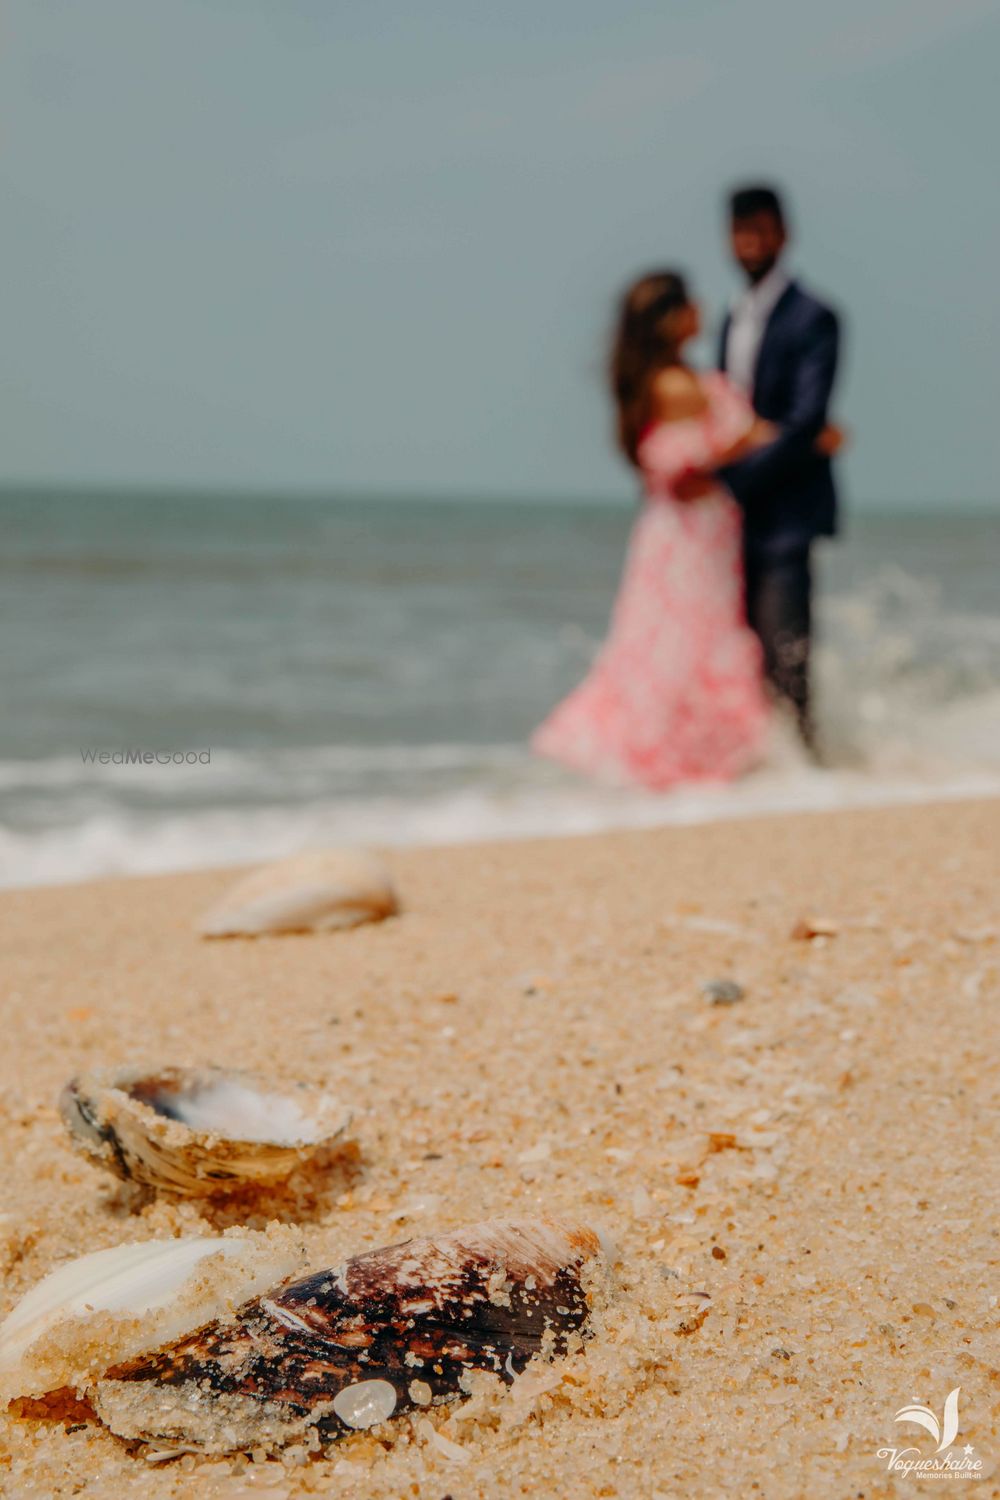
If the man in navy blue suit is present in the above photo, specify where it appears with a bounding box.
[716,184,842,753]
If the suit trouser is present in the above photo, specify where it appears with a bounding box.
[743,546,814,746]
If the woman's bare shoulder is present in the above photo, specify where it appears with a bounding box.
[649,366,710,422]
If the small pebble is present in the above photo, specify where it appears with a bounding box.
[332,1378,397,1430]
[701,978,745,1005]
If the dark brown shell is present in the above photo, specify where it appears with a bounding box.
[93,1217,604,1453]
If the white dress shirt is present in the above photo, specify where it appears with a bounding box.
[724,263,790,396]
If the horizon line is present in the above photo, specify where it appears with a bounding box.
[0,478,996,515]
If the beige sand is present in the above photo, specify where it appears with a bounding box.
[0,799,997,1498]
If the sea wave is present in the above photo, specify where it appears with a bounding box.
[2,716,998,890]
[2,498,998,890]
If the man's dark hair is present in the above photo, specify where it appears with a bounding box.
[729,184,785,226]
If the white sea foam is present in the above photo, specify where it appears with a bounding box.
[1,720,998,890]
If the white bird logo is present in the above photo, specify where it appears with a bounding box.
[895,1387,961,1453]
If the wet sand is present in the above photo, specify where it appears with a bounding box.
[1,798,997,1497]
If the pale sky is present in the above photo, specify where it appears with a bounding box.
[2,0,998,507]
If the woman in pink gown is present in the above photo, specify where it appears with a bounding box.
[533,271,778,789]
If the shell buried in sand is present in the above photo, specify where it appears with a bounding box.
[197,848,399,938]
[0,1234,306,1404]
[59,1065,353,1198]
[1,1219,607,1454]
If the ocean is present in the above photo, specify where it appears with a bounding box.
[2,487,998,888]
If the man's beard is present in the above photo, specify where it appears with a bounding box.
[743,255,778,286]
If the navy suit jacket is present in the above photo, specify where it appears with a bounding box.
[717,280,841,558]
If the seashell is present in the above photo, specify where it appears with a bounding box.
[197,848,398,938]
[92,1217,605,1454]
[59,1065,352,1198]
[0,1233,306,1403]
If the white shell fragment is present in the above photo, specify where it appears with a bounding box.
[428,1424,472,1463]
[0,1234,305,1402]
[197,848,398,938]
[59,1064,353,1197]
[332,1379,398,1430]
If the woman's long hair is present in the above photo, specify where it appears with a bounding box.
[610,270,692,466]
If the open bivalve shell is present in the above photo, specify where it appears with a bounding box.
[197,848,399,937]
[59,1065,353,1198]
[2,1218,608,1454]
[0,1233,306,1404]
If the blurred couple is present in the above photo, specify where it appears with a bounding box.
[534,184,843,788]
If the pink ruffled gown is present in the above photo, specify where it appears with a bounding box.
[533,373,769,789]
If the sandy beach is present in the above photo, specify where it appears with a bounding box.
[1,798,997,1497]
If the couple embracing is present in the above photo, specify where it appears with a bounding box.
[535,185,843,788]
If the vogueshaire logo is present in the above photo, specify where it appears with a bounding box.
[877,1387,985,1480]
